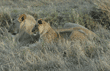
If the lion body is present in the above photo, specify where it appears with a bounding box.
[32,19,97,43]
[56,27,96,40]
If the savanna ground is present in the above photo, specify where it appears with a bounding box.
[0,0,110,71]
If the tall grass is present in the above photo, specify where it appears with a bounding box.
[0,28,110,71]
[0,0,110,71]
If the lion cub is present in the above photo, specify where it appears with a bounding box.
[32,19,97,43]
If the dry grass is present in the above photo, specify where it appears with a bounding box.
[0,28,110,71]
[91,0,110,30]
[94,0,110,13]
[0,0,110,71]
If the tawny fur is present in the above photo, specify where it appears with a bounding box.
[36,19,59,43]
[18,14,36,35]
[32,19,97,43]
[8,14,37,35]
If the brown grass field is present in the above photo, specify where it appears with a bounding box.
[0,0,110,71]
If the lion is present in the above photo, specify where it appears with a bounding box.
[32,19,97,43]
[8,14,40,45]
[8,14,36,35]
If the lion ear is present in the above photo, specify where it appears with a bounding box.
[38,19,42,24]
[18,14,26,22]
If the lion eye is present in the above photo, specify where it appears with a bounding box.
[38,20,42,24]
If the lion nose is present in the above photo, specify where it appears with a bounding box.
[32,29,35,32]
